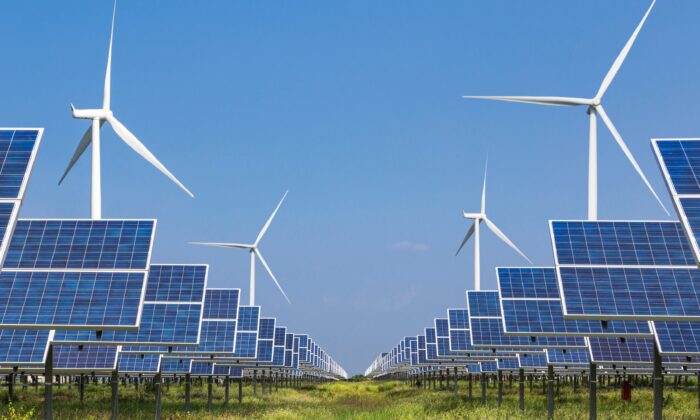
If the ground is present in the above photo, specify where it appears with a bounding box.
[1,377,699,419]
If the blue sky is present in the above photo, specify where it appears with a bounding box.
[2,1,700,375]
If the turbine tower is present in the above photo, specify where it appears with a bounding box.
[463,0,667,221]
[456,162,531,291]
[191,191,291,305]
[60,1,193,220]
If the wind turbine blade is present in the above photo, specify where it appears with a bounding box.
[481,160,488,214]
[595,0,656,101]
[463,96,592,106]
[483,217,532,264]
[106,115,194,198]
[455,220,476,256]
[103,0,117,110]
[254,249,291,304]
[595,105,670,216]
[59,121,105,185]
[189,242,254,249]
[254,191,288,246]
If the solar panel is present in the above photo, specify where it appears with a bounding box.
[0,329,53,366]
[273,326,286,366]
[467,290,586,349]
[53,345,118,371]
[587,337,654,365]
[0,219,155,329]
[54,264,207,345]
[518,352,547,369]
[654,321,700,356]
[118,353,160,374]
[497,357,520,371]
[190,361,213,376]
[551,220,700,320]
[653,139,700,264]
[546,348,589,366]
[233,306,259,359]
[256,318,275,363]
[160,358,191,375]
[122,288,239,355]
[467,364,481,373]
[480,361,498,372]
[498,267,652,336]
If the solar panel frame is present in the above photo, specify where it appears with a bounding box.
[550,219,700,321]
[653,321,700,356]
[0,329,54,366]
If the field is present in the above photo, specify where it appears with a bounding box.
[1,377,700,419]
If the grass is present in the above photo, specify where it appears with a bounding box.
[0,376,699,419]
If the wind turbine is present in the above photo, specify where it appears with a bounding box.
[463,0,668,221]
[191,191,291,305]
[60,1,193,220]
[455,162,531,291]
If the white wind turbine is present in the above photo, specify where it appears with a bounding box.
[191,191,291,305]
[60,1,193,220]
[463,0,668,221]
[455,162,531,291]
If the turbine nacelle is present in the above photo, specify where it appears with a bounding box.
[462,212,484,220]
[71,106,112,120]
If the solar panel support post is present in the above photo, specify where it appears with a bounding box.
[224,375,229,406]
[111,367,118,420]
[498,370,503,407]
[519,368,525,413]
[253,369,257,398]
[269,369,273,393]
[481,372,486,404]
[154,372,162,420]
[696,372,699,410]
[454,366,458,398]
[8,373,13,402]
[275,372,279,392]
[468,373,472,400]
[547,365,554,419]
[207,376,213,410]
[589,363,597,420]
[185,373,191,410]
[261,370,266,395]
[238,379,243,404]
[653,343,663,420]
[44,344,52,420]
[79,373,84,403]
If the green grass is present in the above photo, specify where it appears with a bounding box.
[0,378,699,419]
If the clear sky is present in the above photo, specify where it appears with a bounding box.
[1,1,699,375]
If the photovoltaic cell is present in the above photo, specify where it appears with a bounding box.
[518,352,547,369]
[160,358,191,374]
[190,361,213,375]
[551,220,700,320]
[587,337,653,365]
[546,348,589,366]
[497,357,519,370]
[654,321,700,356]
[498,267,651,336]
[53,345,118,371]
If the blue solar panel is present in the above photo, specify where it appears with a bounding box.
[654,321,700,356]
[257,340,273,362]
[551,220,700,320]
[0,129,41,200]
[498,268,652,336]
[546,348,589,365]
[497,358,519,370]
[238,306,259,331]
[145,265,207,302]
[0,271,147,328]
[118,353,160,373]
[274,327,286,347]
[234,332,257,358]
[0,329,51,365]
[259,318,275,341]
[273,346,285,366]
[467,291,501,317]
[467,364,481,373]
[5,220,155,270]
[160,358,191,374]
[203,289,239,319]
[551,221,694,266]
[653,139,700,263]
[54,264,207,345]
[190,361,213,375]
[481,361,498,372]
[518,352,547,368]
[587,337,653,365]
[54,345,117,371]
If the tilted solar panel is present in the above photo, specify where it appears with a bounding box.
[160,358,191,374]
[190,361,213,376]
[0,329,53,366]
[654,321,700,356]
[53,345,119,371]
[498,267,652,336]
[0,219,155,329]
[118,353,160,374]
[653,139,700,265]
[497,357,520,370]
[518,352,547,369]
[480,361,498,373]
[546,348,589,366]
[54,264,207,346]
[467,290,586,349]
[551,220,700,320]
[233,306,259,359]
[587,337,654,365]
